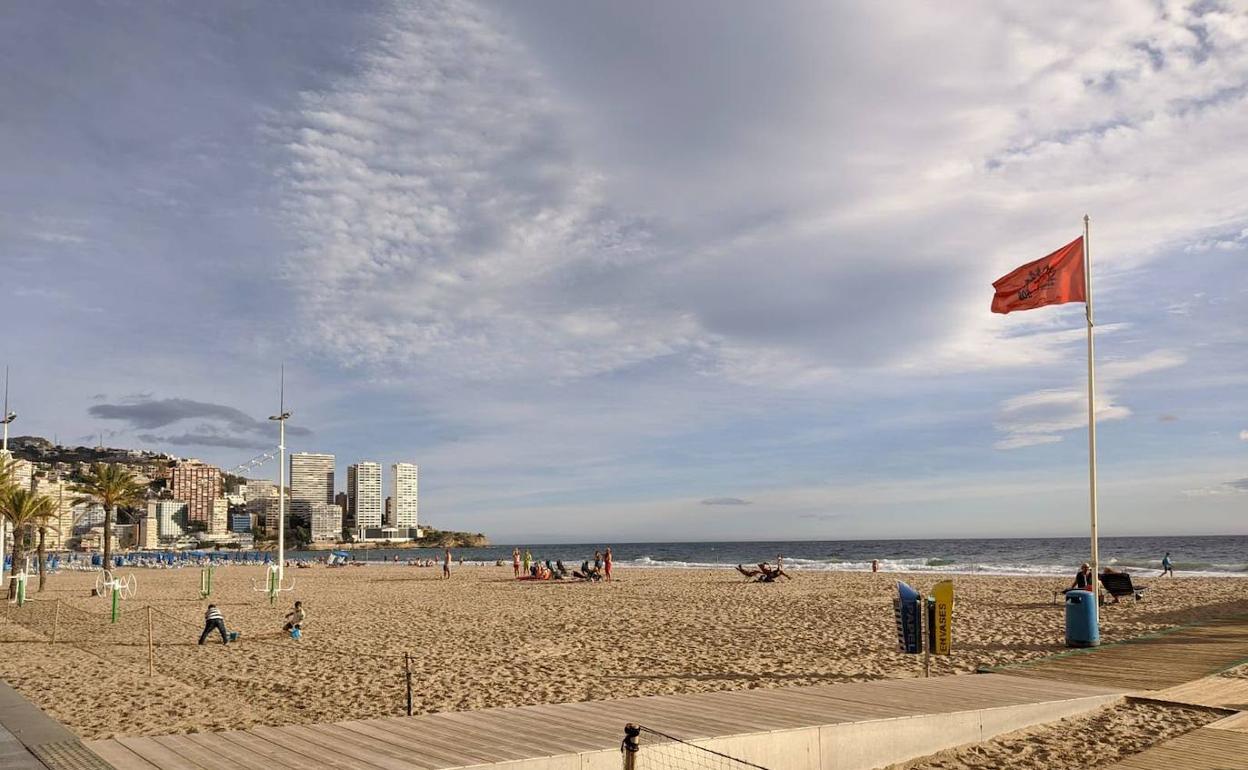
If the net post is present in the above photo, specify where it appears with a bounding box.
[50,599,60,646]
[147,605,154,677]
[621,723,640,770]
[404,652,413,716]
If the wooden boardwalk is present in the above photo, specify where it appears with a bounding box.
[1107,720,1248,769]
[996,614,1248,691]
[85,674,1123,769]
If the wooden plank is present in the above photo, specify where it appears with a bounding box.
[87,741,162,770]
[114,737,205,770]
[247,724,396,770]
[339,718,522,765]
[379,714,559,761]
[218,729,353,770]
[436,709,590,755]
[183,732,306,770]
[149,735,242,770]
[420,711,586,758]
[292,723,443,770]
[1108,727,1248,769]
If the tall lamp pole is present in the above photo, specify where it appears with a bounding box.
[268,367,291,582]
[1,367,17,590]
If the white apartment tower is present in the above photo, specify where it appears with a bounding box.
[347,462,382,530]
[391,462,419,529]
[289,452,334,525]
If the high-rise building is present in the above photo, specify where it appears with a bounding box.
[138,505,159,549]
[241,478,275,502]
[149,500,188,541]
[290,452,334,526]
[347,462,382,532]
[30,475,75,550]
[309,501,343,542]
[334,492,349,527]
[210,497,230,534]
[169,461,222,528]
[391,462,419,530]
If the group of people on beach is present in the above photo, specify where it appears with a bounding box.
[198,600,305,646]
[511,547,613,582]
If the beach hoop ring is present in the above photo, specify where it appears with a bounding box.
[96,570,137,600]
[94,569,111,597]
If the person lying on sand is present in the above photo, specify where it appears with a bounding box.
[759,562,792,581]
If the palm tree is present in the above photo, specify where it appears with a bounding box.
[34,494,61,592]
[0,488,56,597]
[70,463,146,571]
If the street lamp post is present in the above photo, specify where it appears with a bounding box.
[1,366,16,591]
[268,368,291,583]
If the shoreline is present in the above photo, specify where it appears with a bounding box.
[83,557,1248,580]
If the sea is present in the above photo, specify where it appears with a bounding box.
[291,535,1248,578]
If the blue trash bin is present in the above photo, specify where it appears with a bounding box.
[1065,590,1099,648]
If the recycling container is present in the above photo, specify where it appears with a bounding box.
[1064,590,1099,648]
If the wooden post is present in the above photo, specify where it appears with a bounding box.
[404,652,413,716]
[50,599,60,646]
[147,605,154,677]
[621,724,640,770]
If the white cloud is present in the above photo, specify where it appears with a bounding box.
[1240,429,1248,441]
[994,350,1185,450]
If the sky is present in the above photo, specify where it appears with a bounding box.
[2,1,1246,543]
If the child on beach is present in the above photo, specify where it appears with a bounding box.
[1162,552,1174,577]
[198,604,229,645]
[283,601,305,634]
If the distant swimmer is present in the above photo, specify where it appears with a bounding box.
[1162,552,1174,577]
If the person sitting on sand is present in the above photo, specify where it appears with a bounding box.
[198,604,229,646]
[555,560,569,578]
[283,601,306,633]
[1067,563,1093,593]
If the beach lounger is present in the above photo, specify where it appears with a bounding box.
[1099,572,1148,602]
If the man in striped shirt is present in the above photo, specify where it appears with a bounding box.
[198,604,229,645]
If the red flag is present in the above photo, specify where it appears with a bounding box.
[991,236,1086,314]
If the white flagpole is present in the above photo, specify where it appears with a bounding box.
[1084,214,1100,621]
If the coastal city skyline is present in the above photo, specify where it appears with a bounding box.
[3,2,1246,544]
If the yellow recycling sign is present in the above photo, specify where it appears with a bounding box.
[931,580,954,655]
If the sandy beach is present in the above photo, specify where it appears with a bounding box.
[1,564,1245,741]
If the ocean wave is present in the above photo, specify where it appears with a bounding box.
[623,555,1248,578]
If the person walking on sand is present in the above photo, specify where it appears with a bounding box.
[198,604,229,645]
[604,547,613,582]
[512,547,521,578]
[443,548,452,579]
[1162,552,1174,577]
